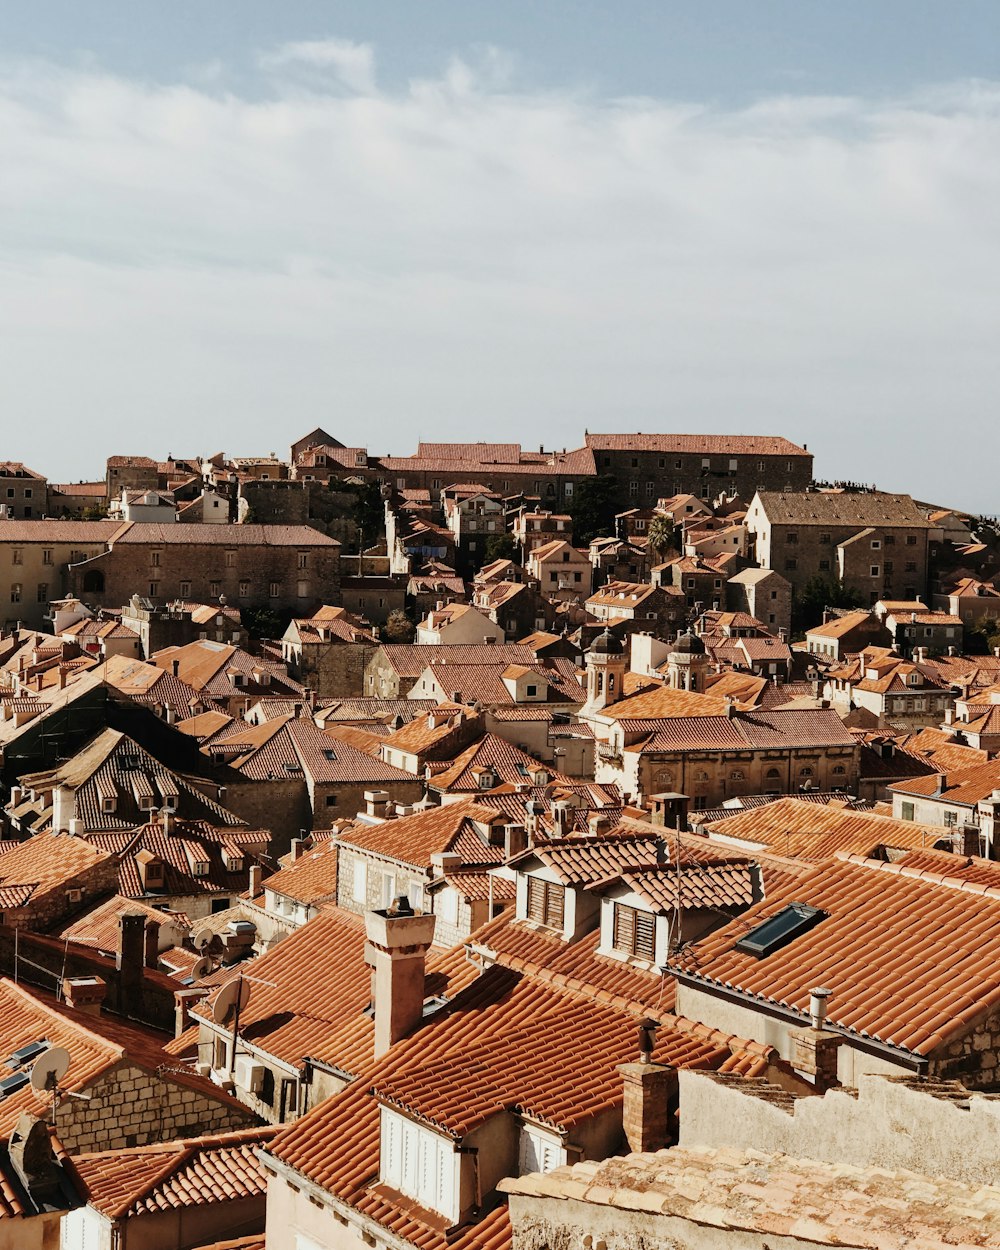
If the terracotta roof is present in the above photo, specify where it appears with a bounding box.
[674,854,1000,1057]
[0,833,114,910]
[109,522,340,547]
[72,1125,276,1219]
[752,491,930,527]
[889,759,1000,807]
[375,643,537,677]
[428,735,575,794]
[605,686,729,721]
[0,978,242,1136]
[262,839,338,905]
[426,870,517,903]
[585,433,809,455]
[0,520,120,543]
[226,716,416,785]
[617,863,757,913]
[86,818,265,898]
[502,1146,1000,1249]
[51,481,106,496]
[629,708,856,753]
[56,894,191,954]
[512,831,662,886]
[338,800,505,872]
[703,796,940,860]
[894,847,1000,887]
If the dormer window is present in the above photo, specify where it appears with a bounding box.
[526,878,564,930]
[612,903,656,961]
[380,1108,458,1221]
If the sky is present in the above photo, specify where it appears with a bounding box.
[2,2,999,509]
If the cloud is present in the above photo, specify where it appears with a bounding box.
[0,50,997,506]
[260,38,376,94]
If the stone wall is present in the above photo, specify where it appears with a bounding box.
[679,1069,1000,1187]
[55,1061,253,1154]
[12,853,121,932]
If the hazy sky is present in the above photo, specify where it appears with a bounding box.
[2,3,999,509]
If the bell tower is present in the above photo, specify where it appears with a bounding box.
[585,628,627,712]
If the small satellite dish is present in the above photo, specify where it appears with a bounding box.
[193,928,213,952]
[191,956,212,979]
[29,1047,70,1094]
[212,978,251,1025]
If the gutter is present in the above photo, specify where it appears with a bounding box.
[670,967,928,1074]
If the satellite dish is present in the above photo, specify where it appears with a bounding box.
[191,956,212,979]
[29,1047,70,1094]
[193,928,213,952]
[212,978,251,1025]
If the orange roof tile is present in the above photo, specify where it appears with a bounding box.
[338,800,505,872]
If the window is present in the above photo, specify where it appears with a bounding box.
[900,801,915,821]
[239,581,250,597]
[10,583,21,604]
[786,533,798,544]
[325,794,338,807]
[36,583,47,603]
[225,550,236,568]
[905,561,917,573]
[785,558,797,571]
[629,481,639,496]
[819,559,830,572]
[819,532,831,545]
[735,903,826,958]
[42,549,52,565]
[297,552,308,569]
[630,457,639,468]
[526,684,537,696]
[906,535,917,546]
[871,539,881,550]
[23,489,31,499]
[944,810,958,828]
[269,582,279,598]
[870,566,880,578]
[729,458,738,472]
[149,581,159,597]
[209,581,221,597]
[180,580,191,597]
[610,905,655,960]
[11,549,21,566]
[701,457,710,468]
[352,858,367,903]
[526,877,564,930]
[380,1109,457,1220]
[150,550,160,567]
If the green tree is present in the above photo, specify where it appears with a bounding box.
[241,604,292,641]
[792,576,865,633]
[569,475,618,546]
[484,533,517,564]
[383,609,416,642]
[646,514,676,562]
[964,614,1000,656]
[346,480,385,553]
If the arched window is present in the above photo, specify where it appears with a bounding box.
[730,770,745,781]
[766,767,781,780]
[832,764,846,775]
[82,570,104,593]
[799,766,813,777]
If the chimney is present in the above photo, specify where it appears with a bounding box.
[291,837,308,861]
[8,1115,65,1208]
[364,896,436,1059]
[551,800,571,838]
[365,790,390,819]
[116,912,146,1010]
[504,823,528,859]
[174,987,210,1038]
[171,659,180,677]
[725,696,737,719]
[430,851,461,879]
[944,708,955,725]
[788,987,841,1092]
[61,976,106,1016]
[248,864,263,896]
[618,1020,677,1152]
[588,814,613,837]
[955,823,982,857]
[164,702,177,725]
[161,807,175,835]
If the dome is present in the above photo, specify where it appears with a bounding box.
[589,628,624,657]
[671,630,705,656]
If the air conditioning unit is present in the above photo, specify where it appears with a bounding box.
[234,1055,265,1094]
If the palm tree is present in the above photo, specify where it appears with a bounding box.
[646,514,676,562]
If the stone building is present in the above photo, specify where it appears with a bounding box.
[584,433,813,509]
[745,491,932,602]
[0,520,121,628]
[726,566,792,635]
[65,522,340,615]
[0,463,47,519]
[105,456,159,505]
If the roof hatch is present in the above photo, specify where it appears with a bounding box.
[735,903,826,959]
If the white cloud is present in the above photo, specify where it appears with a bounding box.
[261,38,376,94]
[0,51,997,506]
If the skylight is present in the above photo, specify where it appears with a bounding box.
[735,903,826,959]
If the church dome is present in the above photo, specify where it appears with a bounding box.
[589,628,624,657]
[671,630,705,656]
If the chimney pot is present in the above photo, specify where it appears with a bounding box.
[809,986,832,1030]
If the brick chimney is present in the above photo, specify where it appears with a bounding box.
[116,912,146,1011]
[364,896,436,1059]
[618,1020,677,1152]
[787,987,841,1092]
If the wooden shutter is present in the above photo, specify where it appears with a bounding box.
[613,902,636,952]
[614,904,656,960]
[634,909,656,961]
[544,883,564,929]
[527,877,546,923]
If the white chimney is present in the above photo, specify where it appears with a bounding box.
[809,987,832,1030]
